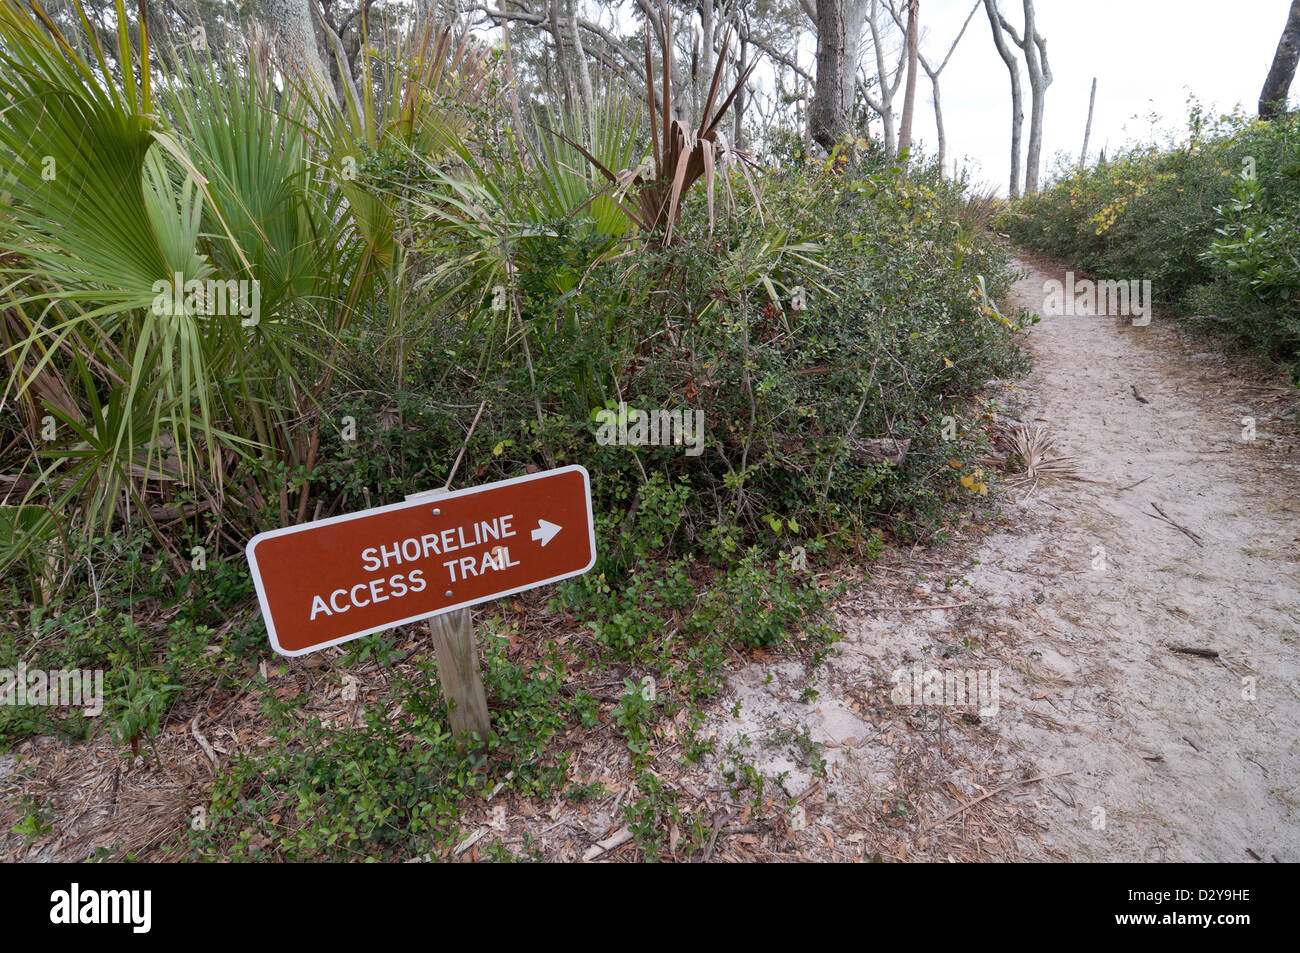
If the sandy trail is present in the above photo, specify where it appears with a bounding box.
[707,258,1300,861]
[987,260,1300,860]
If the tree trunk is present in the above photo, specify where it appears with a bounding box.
[701,0,715,125]
[310,2,360,108]
[734,34,748,148]
[548,0,574,111]
[897,0,921,159]
[1019,0,1050,195]
[795,75,806,153]
[568,0,594,117]
[1261,0,1300,119]
[985,0,1023,197]
[813,0,870,152]
[502,21,532,168]
[913,0,979,178]
[1079,76,1097,167]
[927,66,946,172]
[865,0,905,156]
[812,0,849,151]
[840,0,870,131]
[260,0,334,103]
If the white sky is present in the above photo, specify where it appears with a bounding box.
[912,0,1289,192]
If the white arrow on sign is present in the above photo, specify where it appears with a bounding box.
[531,519,562,547]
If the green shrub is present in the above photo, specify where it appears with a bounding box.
[321,151,1027,551]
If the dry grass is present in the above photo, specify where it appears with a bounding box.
[997,421,1080,490]
[958,187,1003,235]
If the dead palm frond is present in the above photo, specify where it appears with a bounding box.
[546,12,761,245]
[997,422,1080,487]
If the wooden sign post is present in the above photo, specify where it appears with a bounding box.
[407,486,491,741]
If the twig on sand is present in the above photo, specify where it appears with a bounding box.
[921,771,1072,833]
[1116,475,1151,493]
[1170,646,1219,659]
[190,715,219,770]
[1146,502,1204,547]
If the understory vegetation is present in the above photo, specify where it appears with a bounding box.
[1002,107,1300,374]
[0,3,1028,859]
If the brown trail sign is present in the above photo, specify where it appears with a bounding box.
[246,465,595,658]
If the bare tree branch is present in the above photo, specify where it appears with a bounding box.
[470,4,642,75]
